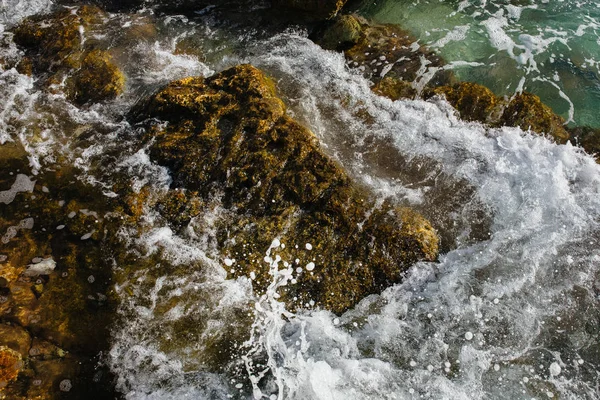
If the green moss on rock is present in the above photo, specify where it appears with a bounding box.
[138,64,439,314]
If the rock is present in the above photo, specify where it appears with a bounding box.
[427,82,501,123]
[66,49,125,105]
[11,6,125,105]
[499,92,570,143]
[317,14,362,51]
[12,5,104,71]
[315,15,570,145]
[138,64,439,313]
[272,0,347,19]
[0,323,31,356]
[427,83,571,144]
[0,346,22,389]
[569,126,600,160]
[373,76,417,101]
[0,157,119,397]
[314,15,453,97]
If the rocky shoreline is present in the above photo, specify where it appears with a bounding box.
[1,1,599,398]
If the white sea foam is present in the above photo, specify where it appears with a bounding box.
[0,0,53,26]
[0,174,35,204]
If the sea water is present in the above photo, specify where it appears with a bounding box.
[1,1,599,399]
[354,0,600,128]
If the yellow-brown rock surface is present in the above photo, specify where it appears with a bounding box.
[11,6,125,105]
[139,64,439,313]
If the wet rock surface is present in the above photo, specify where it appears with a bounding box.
[136,64,439,314]
[314,14,453,97]
[426,83,570,143]
[11,5,125,105]
[314,15,576,144]
[0,144,119,399]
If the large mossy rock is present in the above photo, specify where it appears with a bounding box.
[11,6,125,105]
[314,14,453,97]
[137,64,439,314]
[429,82,501,124]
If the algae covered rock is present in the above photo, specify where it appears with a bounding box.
[138,64,439,313]
[428,82,501,123]
[373,76,417,100]
[314,14,453,97]
[0,346,22,388]
[11,6,125,105]
[500,92,569,143]
[428,83,571,143]
[66,49,125,105]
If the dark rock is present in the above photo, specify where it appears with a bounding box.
[569,126,600,160]
[11,6,125,105]
[138,64,439,313]
[314,14,453,98]
[318,14,362,51]
[273,0,348,20]
[499,92,570,143]
[428,82,501,123]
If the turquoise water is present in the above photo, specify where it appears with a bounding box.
[355,0,600,128]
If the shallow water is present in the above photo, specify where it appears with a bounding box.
[1,1,600,400]
[354,0,600,128]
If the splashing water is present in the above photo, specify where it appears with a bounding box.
[1,3,600,400]
[355,0,600,128]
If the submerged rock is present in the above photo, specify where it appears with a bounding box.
[137,64,439,313]
[11,6,125,105]
[0,147,119,398]
[314,14,453,97]
[569,126,600,160]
